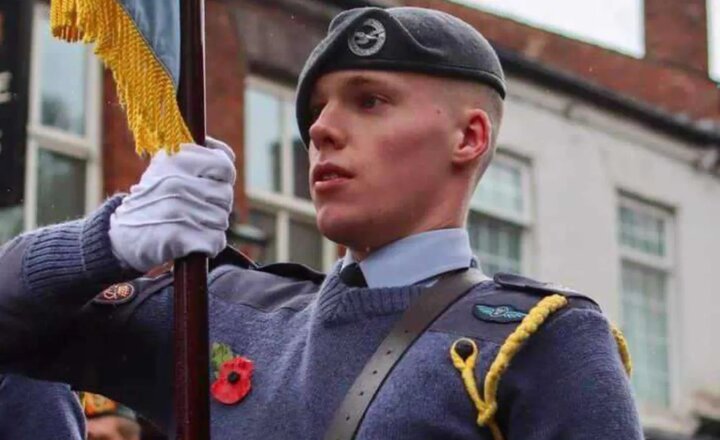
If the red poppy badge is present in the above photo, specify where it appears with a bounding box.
[211,342,254,405]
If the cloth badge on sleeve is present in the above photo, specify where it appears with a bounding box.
[473,304,528,323]
[93,283,136,305]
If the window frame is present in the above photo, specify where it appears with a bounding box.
[24,3,102,230]
[468,151,533,275]
[617,193,678,412]
[618,195,675,271]
[708,0,720,81]
[245,76,336,270]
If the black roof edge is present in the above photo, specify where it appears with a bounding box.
[495,46,720,148]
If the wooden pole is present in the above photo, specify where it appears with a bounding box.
[174,0,209,439]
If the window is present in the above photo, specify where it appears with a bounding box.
[618,196,674,408]
[456,0,645,58]
[244,78,335,271]
[708,0,720,80]
[24,4,101,230]
[468,154,531,276]
[0,206,23,244]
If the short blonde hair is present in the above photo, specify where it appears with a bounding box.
[439,79,504,183]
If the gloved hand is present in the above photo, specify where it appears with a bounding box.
[109,138,236,272]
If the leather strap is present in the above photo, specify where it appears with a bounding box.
[324,269,489,440]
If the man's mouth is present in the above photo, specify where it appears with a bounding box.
[318,172,343,181]
[312,163,353,183]
[312,163,354,191]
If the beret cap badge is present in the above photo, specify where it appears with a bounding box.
[348,18,386,57]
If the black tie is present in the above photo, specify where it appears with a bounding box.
[339,263,368,288]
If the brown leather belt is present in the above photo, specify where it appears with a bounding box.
[323,269,488,440]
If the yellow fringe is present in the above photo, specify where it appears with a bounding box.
[611,325,633,376]
[450,294,569,440]
[50,0,192,155]
[450,295,634,439]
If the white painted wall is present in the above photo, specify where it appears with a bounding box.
[497,75,720,434]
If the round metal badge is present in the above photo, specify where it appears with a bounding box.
[348,18,386,57]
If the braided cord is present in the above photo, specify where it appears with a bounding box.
[451,294,636,439]
[450,294,569,440]
[611,325,633,376]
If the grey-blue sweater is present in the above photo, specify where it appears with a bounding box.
[0,374,85,440]
[0,198,643,439]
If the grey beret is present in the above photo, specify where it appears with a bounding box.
[295,6,506,147]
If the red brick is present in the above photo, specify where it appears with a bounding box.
[207,0,248,219]
[645,0,708,74]
[101,72,147,196]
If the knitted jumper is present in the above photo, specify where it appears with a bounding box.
[0,374,85,440]
[0,198,643,439]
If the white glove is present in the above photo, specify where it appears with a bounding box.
[109,138,236,272]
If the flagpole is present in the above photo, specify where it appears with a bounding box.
[175,0,210,439]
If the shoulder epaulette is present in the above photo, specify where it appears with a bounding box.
[207,250,325,312]
[209,246,326,284]
[81,270,174,333]
[256,262,325,284]
[493,273,591,301]
[91,270,173,308]
[441,272,631,440]
[432,273,599,345]
[210,246,258,271]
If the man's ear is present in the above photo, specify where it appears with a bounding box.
[452,109,491,166]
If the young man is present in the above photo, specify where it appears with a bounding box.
[0,6,642,439]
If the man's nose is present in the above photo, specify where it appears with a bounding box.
[308,104,346,151]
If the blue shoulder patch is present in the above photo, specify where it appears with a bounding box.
[473,303,528,323]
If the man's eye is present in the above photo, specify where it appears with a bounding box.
[359,95,382,109]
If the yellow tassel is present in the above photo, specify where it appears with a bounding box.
[50,0,192,155]
[450,294,569,440]
[611,325,633,376]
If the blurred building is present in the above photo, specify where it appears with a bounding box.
[1,0,719,438]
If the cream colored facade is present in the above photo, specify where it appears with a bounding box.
[495,75,720,435]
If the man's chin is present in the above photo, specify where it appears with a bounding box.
[316,212,369,249]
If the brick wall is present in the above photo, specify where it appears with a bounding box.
[206,0,248,217]
[101,75,146,196]
[234,0,335,81]
[405,0,720,122]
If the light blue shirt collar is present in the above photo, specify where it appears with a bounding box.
[341,229,479,288]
